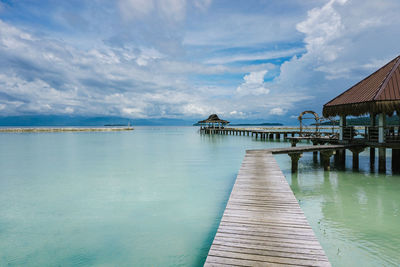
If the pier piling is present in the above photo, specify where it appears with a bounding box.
[379,148,386,173]
[289,152,302,173]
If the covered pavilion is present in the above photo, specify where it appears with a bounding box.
[323,55,400,172]
[197,114,230,130]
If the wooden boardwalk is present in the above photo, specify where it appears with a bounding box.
[204,150,331,266]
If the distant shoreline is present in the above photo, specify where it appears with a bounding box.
[0,127,134,133]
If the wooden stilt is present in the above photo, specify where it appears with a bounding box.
[370,147,375,171]
[349,147,365,170]
[379,147,386,173]
[289,153,302,173]
[311,140,318,163]
[392,149,400,174]
[320,150,334,171]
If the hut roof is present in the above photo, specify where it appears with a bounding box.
[323,55,400,117]
[198,114,229,124]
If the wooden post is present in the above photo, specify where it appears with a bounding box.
[289,153,302,173]
[349,147,365,170]
[311,140,319,163]
[320,150,334,171]
[370,147,375,171]
[379,147,386,173]
[392,149,400,174]
[378,113,386,143]
[334,150,340,165]
[276,133,280,140]
[335,149,346,168]
[339,115,346,141]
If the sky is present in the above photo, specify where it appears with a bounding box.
[0,0,399,123]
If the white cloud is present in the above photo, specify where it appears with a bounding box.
[270,0,400,117]
[64,107,74,114]
[236,70,270,96]
[269,107,286,115]
[229,110,245,117]
[182,103,208,116]
[135,47,164,66]
[118,0,155,20]
[296,0,347,62]
[194,0,212,11]
[184,13,303,46]
[158,0,186,21]
[1,0,400,123]
[118,0,211,22]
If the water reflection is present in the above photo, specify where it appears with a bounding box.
[282,153,400,267]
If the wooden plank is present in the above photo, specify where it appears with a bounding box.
[246,144,363,154]
[204,151,331,266]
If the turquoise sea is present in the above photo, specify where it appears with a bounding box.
[0,127,399,266]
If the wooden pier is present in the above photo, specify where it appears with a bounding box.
[200,127,338,142]
[205,150,331,266]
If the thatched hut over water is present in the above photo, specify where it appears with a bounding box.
[198,114,229,129]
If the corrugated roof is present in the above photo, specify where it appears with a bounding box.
[323,55,400,117]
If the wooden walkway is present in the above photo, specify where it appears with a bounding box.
[204,150,331,266]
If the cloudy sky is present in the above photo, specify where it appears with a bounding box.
[0,0,399,123]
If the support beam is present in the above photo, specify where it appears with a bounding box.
[311,140,319,163]
[320,150,334,171]
[379,147,386,173]
[378,113,386,143]
[370,147,375,171]
[334,149,340,165]
[339,115,346,141]
[392,149,400,174]
[349,147,365,170]
[289,153,302,173]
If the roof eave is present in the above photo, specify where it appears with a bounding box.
[323,100,400,117]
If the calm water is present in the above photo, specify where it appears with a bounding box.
[0,127,399,266]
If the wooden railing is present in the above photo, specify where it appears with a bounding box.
[343,126,356,140]
[385,126,400,143]
[367,126,379,142]
[364,126,400,143]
